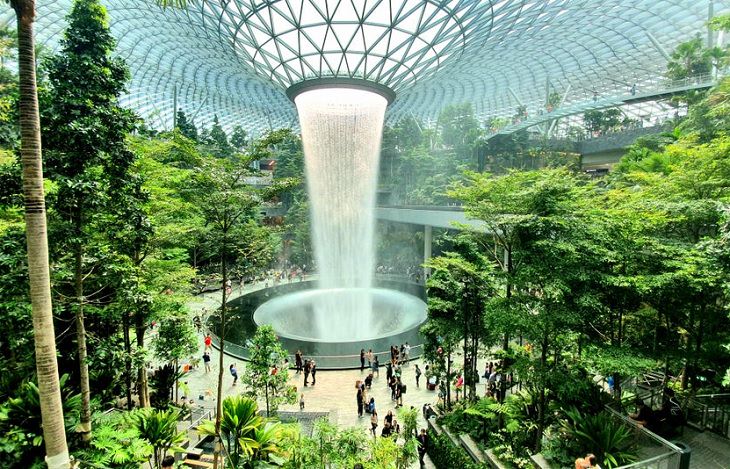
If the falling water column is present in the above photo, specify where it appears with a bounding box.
[293,86,388,341]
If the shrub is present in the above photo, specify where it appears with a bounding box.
[427,429,485,469]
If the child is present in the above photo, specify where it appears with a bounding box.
[299,393,305,411]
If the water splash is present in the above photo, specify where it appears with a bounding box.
[294,88,387,341]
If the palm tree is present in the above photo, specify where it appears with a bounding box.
[130,408,186,469]
[198,395,264,468]
[6,1,71,467]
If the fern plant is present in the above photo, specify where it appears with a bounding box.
[76,411,152,468]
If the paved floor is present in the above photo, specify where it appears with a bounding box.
[679,427,730,469]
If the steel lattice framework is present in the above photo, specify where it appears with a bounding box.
[2,0,727,133]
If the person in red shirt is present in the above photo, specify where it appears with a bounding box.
[204,334,212,352]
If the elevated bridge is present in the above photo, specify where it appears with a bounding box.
[486,74,718,140]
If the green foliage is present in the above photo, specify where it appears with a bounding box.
[153,311,197,364]
[75,411,152,468]
[197,395,264,467]
[175,110,198,142]
[0,374,81,468]
[128,407,185,469]
[206,114,234,158]
[242,325,297,416]
[427,430,483,469]
[559,408,638,469]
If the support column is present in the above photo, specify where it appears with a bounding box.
[424,225,433,280]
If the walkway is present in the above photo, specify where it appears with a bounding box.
[679,427,730,469]
[486,74,717,140]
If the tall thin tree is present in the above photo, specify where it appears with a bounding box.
[8,0,71,467]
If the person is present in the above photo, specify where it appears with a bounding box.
[482,363,489,380]
[203,351,211,373]
[415,364,422,388]
[575,453,597,469]
[357,386,364,417]
[303,359,311,386]
[370,410,379,435]
[454,373,464,401]
[395,378,405,407]
[295,350,303,374]
[389,375,398,400]
[372,355,379,377]
[299,393,305,411]
[364,373,373,389]
[367,397,375,414]
[381,421,392,437]
[360,349,366,372]
[367,349,373,367]
[229,363,238,385]
[386,362,393,383]
[629,399,654,428]
[204,334,212,352]
[385,410,394,427]
[162,455,175,469]
[310,360,317,385]
[417,428,428,466]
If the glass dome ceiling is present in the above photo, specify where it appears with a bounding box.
[2,0,727,133]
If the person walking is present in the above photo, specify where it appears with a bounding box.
[360,349,366,372]
[370,410,379,435]
[372,355,379,377]
[395,378,405,407]
[386,362,393,384]
[203,351,211,373]
[299,393,305,411]
[295,350,303,374]
[204,334,212,352]
[415,364,422,388]
[303,359,311,386]
[367,349,374,367]
[310,360,317,385]
[357,386,364,417]
[417,428,428,466]
[229,363,238,386]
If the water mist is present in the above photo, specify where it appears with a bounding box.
[294,88,387,341]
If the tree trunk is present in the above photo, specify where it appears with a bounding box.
[535,332,549,452]
[74,218,92,443]
[14,2,72,466]
[123,310,132,409]
[135,311,150,407]
[213,234,228,469]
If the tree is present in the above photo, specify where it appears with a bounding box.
[175,109,198,142]
[185,153,280,469]
[230,124,248,150]
[153,311,197,404]
[6,0,71,466]
[242,325,297,417]
[42,0,138,442]
[208,114,234,158]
